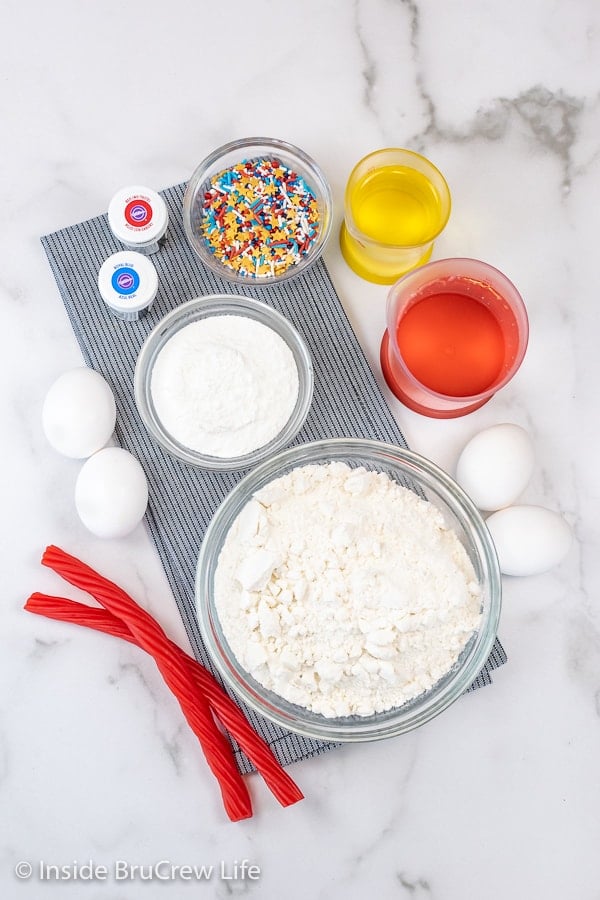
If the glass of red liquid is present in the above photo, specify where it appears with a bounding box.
[380,258,529,418]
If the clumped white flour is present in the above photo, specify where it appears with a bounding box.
[215,462,482,717]
[150,315,299,458]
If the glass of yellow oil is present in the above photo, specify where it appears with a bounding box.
[340,148,451,284]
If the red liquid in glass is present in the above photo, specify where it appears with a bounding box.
[396,291,505,397]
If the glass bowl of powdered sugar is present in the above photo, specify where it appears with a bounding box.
[134,295,313,470]
[196,438,502,741]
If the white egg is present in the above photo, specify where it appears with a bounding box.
[455,423,535,511]
[75,447,148,539]
[42,367,116,458]
[485,505,572,576]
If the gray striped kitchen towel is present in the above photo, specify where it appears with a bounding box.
[41,182,507,773]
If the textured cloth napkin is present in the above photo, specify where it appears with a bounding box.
[41,183,507,773]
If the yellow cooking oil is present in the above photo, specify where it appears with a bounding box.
[350,164,444,246]
[340,152,451,284]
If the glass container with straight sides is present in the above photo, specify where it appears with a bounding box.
[340,148,451,284]
[380,258,529,418]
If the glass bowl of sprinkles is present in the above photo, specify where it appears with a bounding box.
[134,295,314,471]
[183,137,333,285]
[196,438,502,742]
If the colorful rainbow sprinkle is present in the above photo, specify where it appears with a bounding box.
[199,157,320,279]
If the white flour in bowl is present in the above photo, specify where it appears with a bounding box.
[214,461,482,717]
[150,315,299,458]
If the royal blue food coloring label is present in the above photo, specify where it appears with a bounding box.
[111,266,140,296]
[98,250,158,320]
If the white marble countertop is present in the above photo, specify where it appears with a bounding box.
[2,1,598,897]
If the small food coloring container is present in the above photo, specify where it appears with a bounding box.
[98,251,159,321]
[107,185,169,255]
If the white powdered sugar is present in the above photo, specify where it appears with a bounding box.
[215,461,482,718]
[150,314,299,458]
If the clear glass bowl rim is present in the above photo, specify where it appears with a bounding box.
[195,437,502,741]
[134,294,314,471]
[182,136,333,286]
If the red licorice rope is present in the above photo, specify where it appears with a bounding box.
[27,545,303,818]
[25,591,303,808]
[34,546,256,821]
